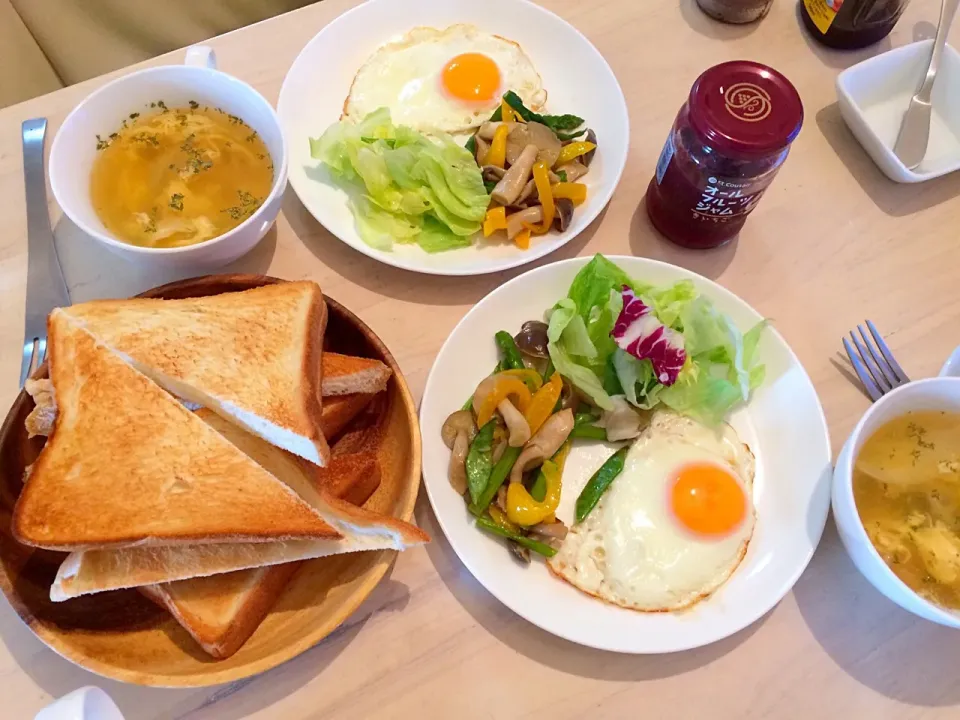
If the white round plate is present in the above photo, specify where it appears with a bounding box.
[420,256,833,653]
[277,0,629,276]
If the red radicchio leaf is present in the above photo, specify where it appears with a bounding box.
[611,286,686,386]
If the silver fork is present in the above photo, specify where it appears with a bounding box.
[842,321,910,401]
[20,118,71,387]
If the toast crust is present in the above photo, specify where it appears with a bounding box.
[321,353,391,396]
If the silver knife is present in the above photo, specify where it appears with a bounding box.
[20,118,71,387]
[893,0,960,170]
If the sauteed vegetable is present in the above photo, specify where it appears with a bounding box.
[467,92,596,250]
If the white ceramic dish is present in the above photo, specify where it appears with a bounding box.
[34,687,124,720]
[277,0,629,276]
[837,40,960,183]
[832,352,960,628]
[420,256,832,653]
[49,46,288,271]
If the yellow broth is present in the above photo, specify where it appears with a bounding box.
[853,410,960,609]
[90,103,274,248]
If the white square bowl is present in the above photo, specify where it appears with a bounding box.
[836,39,960,183]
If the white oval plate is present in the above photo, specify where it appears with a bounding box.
[277,0,629,276]
[420,256,833,653]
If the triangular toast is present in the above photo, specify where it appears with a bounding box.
[13,313,339,550]
[49,408,428,600]
[136,436,383,659]
[60,281,330,466]
[321,353,391,395]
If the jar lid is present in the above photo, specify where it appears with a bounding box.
[688,60,803,157]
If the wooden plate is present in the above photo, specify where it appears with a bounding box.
[0,275,422,686]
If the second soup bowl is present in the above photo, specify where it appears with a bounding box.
[833,355,960,629]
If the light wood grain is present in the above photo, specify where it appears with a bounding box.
[1,0,960,717]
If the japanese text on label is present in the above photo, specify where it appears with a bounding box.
[692,177,763,222]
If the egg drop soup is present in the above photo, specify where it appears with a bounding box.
[854,410,960,610]
[90,104,274,248]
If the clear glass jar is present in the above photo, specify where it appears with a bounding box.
[696,0,775,24]
[645,61,803,250]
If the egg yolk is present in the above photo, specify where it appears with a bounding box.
[442,53,501,103]
[671,463,746,536]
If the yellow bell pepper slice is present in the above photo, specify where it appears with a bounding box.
[507,459,562,526]
[500,97,518,123]
[555,141,596,166]
[529,161,554,234]
[529,438,571,504]
[523,373,563,435]
[489,505,521,533]
[483,206,507,237]
[486,123,510,168]
[550,182,588,207]
[500,368,543,392]
[475,375,533,426]
[514,227,531,250]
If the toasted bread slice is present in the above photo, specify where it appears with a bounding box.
[330,394,385,457]
[52,490,425,600]
[24,376,378,442]
[61,281,330,466]
[14,314,339,551]
[321,353,391,396]
[140,443,382,659]
[140,563,301,660]
[315,452,381,507]
[50,412,427,600]
[319,393,376,440]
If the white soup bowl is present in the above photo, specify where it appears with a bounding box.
[49,46,287,272]
[833,353,960,628]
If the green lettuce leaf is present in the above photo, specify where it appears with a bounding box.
[547,299,576,343]
[612,349,664,409]
[549,341,613,410]
[309,109,487,252]
[545,254,768,424]
[567,254,638,319]
[658,367,745,426]
[646,280,697,328]
[586,288,623,363]
[349,195,419,251]
[561,314,597,359]
[417,215,473,253]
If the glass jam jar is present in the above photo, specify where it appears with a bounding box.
[645,61,803,249]
[696,0,774,24]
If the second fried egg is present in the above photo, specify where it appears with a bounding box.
[549,410,756,612]
[344,24,546,134]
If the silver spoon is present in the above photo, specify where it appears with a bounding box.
[893,0,960,170]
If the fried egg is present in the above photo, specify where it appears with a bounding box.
[549,410,756,611]
[344,25,546,134]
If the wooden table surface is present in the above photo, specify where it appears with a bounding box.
[2,0,960,717]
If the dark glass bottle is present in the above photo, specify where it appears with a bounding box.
[800,0,910,49]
